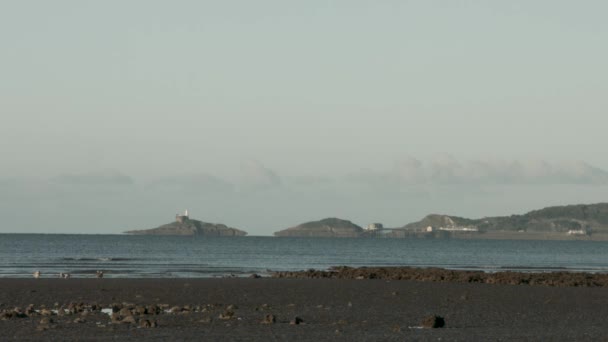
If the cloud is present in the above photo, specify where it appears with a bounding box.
[146,174,234,194]
[350,157,608,186]
[49,171,134,186]
[239,160,282,191]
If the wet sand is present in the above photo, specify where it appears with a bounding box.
[2,274,608,340]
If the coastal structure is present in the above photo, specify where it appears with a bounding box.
[438,226,479,232]
[176,210,189,223]
[366,223,384,231]
[567,229,587,236]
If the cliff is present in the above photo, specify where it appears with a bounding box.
[124,218,247,236]
[401,203,608,233]
[274,218,364,238]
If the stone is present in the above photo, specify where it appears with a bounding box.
[147,305,161,315]
[170,306,182,314]
[218,311,234,320]
[121,315,137,324]
[421,315,445,328]
[139,319,156,328]
[119,308,132,317]
[261,314,276,324]
[200,317,213,324]
[74,318,85,323]
[40,317,54,325]
[290,316,304,325]
[135,306,147,315]
[226,304,238,310]
[40,309,54,316]
[249,273,262,278]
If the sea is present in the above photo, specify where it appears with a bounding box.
[1,234,608,278]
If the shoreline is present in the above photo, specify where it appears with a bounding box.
[3,231,608,241]
[2,270,608,340]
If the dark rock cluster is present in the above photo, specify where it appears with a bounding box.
[272,266,608,287]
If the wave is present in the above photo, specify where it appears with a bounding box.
[60,257,140,262]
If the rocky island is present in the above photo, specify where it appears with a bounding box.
[271,203,608,240]
[388,202,608,240]
[274,218,364,238]
[124,211,247,237]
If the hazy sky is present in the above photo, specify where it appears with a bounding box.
[1,1,607,234]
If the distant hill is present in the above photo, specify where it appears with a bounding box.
[125,218,247,236]
[274,218,364,237]
[402,203,608,233]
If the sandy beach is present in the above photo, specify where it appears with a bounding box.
[2,269,608,341]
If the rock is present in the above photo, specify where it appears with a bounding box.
[249,273,262,278]
[218,311,234,320]
[261,314,276,324]
[121,315,137,324]
[290,317,304,325]
[135,306,147,315]
[139,319,157,328]
[13,310,27,319]
[226,304,238,310]
[119,308,132,317]
[40,317,54,325]
[170,306,182,314]
[200,317,213,324]
[111,313,121,323]
[147,305,161,315]
[421,315,445,328]
[74,318,85,323]
[111,303,123,313]
[40,309,54,316]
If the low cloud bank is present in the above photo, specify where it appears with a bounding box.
[351,157,608,186]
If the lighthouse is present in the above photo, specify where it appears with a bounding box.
[175,209,190,223]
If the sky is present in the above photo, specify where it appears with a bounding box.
[1,1,607,234]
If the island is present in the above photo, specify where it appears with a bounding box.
[272,203,608,240]
[124,210,247,236]
[274,218,364,238]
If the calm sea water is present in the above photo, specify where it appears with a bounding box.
[1,234,608,278]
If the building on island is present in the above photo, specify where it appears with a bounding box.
[423,225,478,232]
[438,226,479,232]
[366,223,384,231]
[567,228,587,236]
[175,210,189,223]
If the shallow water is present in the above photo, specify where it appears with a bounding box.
[1,234,608,278]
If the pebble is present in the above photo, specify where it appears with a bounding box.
[219,311,234,320]
[261,314,276,324]
[290,316,304,325]
[121,315,137,324]
[421,315,445,328]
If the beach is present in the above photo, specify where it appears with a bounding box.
[2,270,608,341]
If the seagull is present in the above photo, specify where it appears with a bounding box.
[33,271,41,279]
[96,270,104,278]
